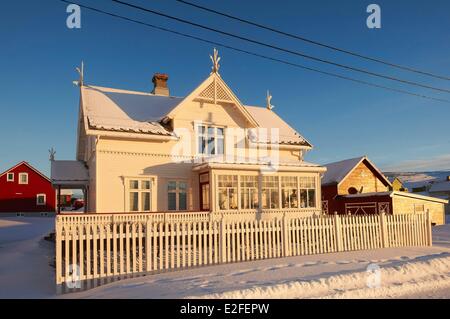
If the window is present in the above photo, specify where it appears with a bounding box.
[281,176,298,208]
[218,175,238,210]
[168,181,188,211]
[299,177,316,208]
[197,125,224,155]
[240,175,259,209]
[127,179,152,212]
[7,172,14,182]
[262,176,279,209]
[36,194,46,206]
[18,173,28,184]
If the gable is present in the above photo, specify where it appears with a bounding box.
[0,162,51,183]
[337,160,391,195]
[165,73,259,128]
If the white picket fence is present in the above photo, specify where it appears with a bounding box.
[55,211,432,285]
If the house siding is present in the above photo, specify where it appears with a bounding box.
[337,161,389,195]
[392,195,445,225]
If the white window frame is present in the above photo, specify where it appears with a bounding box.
[217,175,238,211]
[261,175,280,209]
[6,172,14,182]
[18,173,28,184]
[36,194,46,206]
[167,180,188,211]
[124,176,156,212]
[196,123,225,156]
[239,175,259,210]
[299,176,317,208]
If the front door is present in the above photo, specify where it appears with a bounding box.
[199,173,210,211]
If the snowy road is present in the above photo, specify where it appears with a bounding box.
[0,217,449,299]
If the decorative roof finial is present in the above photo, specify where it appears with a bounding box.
[209,48,221,74]
[49,147,56,161]
[73,61,84,86]
[266,90,274,110]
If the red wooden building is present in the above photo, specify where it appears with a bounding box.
[321,156,447,225]
[0,161,56,213]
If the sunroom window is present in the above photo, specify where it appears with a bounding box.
[128,179,152,212]
[218,175,238,210]
[240,175,259,209]
[197,125,224,155]
[299,176,316,208]
[281,176,298,208]
[261,176,279,209]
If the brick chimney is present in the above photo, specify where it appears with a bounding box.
[152,73,170,96]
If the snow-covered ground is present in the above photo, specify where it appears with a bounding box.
[0,216,450,299]
[0,217,55,298]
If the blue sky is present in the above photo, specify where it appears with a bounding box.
[1,0,449,176]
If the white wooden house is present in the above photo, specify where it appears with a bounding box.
[51,50,326,215]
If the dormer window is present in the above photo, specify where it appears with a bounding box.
[197,124,224,155]
[7,172,14,182]
[18,173,28,184]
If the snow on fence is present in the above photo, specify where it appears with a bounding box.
[55,211,432,286]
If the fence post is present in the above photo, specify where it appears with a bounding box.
[146,218,151,272]
[220,214,226,263]
[55,215,62,285]
[282,211,290,257]
[333,212,343,252]
[426,210,433,246]
[379,212,388,248]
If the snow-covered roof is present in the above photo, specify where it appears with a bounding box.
[322,157,365,185]
[430,181,450,193]
[322,156,392,187]
[245,106,311,146]
[51,160,89,186]
[81,85,179,136]
[80,83,311,146]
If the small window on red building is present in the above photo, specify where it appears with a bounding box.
[7,172,14,182]
[19,173,28,184]
[36,194,46,206]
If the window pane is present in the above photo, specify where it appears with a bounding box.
[218,189,228,210]
[229,188,238,209]
[130,192,138,211]
[142,181,151,190]
[168,181,177,191]
[130,180,138,189]
[198,125,205,135]
[251,189,259,209]
[300,189,307,208]
[208,126,215,136]
[142,192,151,211]
[291,189,298,208]
[179,182,187,191]
[208,136,215,155]
[270,189,279,209]
[168,193,176,210]
[179,192,187,210]
[217,137,224,155]
[198,136,206,154]
[217,127,224,136]
[308,189,316,208]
